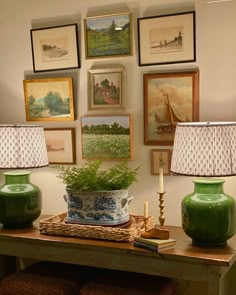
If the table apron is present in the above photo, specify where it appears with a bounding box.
[0,239,229,283]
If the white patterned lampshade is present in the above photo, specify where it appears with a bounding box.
[170,122,236,177]
[0,125,49,168]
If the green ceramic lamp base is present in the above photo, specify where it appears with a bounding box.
[182,178,236,247]
[0,171,42,228]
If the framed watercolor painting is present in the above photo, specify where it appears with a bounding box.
[30,24,80,72]
[44,128,76,164]
[144,70,199,145]
[84,12,132,59]
[88,66,126,110]
[23,77,75,122]
[138,11,196,66]
[81,115,133,160]
[151,149,172,175]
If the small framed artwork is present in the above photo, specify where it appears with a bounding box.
[151,149,172,175]
[138,11,196,66]
[81,115,133,160]
[23,77,75,122]
[44,128,76,164]
[84,12,132,59]
[30,24,80,72]
[144,70,199,145]
[88,66,126,110]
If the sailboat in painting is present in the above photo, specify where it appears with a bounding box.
[155,93,189,135]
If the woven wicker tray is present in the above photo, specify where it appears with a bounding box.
[39,213,155,242]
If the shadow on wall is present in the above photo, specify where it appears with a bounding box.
[0,81,25,123]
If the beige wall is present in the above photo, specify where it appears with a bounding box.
[1,0,236,293]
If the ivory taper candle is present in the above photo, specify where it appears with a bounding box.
[144,201,149,218]
[159,157,164,193]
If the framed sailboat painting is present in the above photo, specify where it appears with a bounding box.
[143,70,199,145]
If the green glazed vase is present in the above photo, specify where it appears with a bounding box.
[182,178,236,246]
[0,171,41,228]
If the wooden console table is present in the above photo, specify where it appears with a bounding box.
[0,219,235,295]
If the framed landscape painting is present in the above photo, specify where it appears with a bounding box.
[84,12,132,59]
[44,128,76,164]
[81,115,133,160]
[144,70,199,145]
[138,11,196,66]
[88,66,126,110]
[30,24,80,72]
[23,77,74,122]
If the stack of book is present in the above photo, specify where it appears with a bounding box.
[133,236,176,252]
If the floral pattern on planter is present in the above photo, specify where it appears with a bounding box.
[64,189,133,226]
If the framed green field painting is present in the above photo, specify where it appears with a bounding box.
[81,115,133,160]
[84,12,132,59]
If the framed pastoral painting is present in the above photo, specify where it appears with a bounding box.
[144,70,199,145]
[138,11,196,66]
[81,115,133,160]
[84,12,132,59]
[23,77,75,122]
[151,149,172,175]
[44,128,76,164]
[88,66,126,110]
[31,24,80,72]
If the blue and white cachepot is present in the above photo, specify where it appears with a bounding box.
[64,189,133,226]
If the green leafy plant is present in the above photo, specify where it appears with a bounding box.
[55,160,139,191]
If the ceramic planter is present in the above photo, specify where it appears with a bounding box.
[64,189,133,226]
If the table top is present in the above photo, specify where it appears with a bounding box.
[0,217,236,268]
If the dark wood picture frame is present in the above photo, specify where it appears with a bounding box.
[31,24,80,72]
[138,11,196,66]
[144,70,199,145]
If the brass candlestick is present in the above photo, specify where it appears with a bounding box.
[141,191,170,239]
[158,191,165,227]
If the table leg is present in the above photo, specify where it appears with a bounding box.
[0,255,17,279]
[208,266,228,295]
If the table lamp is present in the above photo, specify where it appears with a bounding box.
[0,125,48,228]
[171,122,236,246]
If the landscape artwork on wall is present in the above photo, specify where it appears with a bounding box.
[138,11,196,66]
[143,70,199,146]
[81,115,133,160]
[44,128,76,164]
[30,24,80,72]
[84,12,132,59]
[88,66,126,110]
[23,77,74,122]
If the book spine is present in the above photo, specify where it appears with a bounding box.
[133,241,157,252]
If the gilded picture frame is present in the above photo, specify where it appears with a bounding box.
[23,77,75,122]
[84,12,132,59]
[44,128,76,164]
[81,115,133,160]
[144,70,199,145]
[88,66,126,110]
